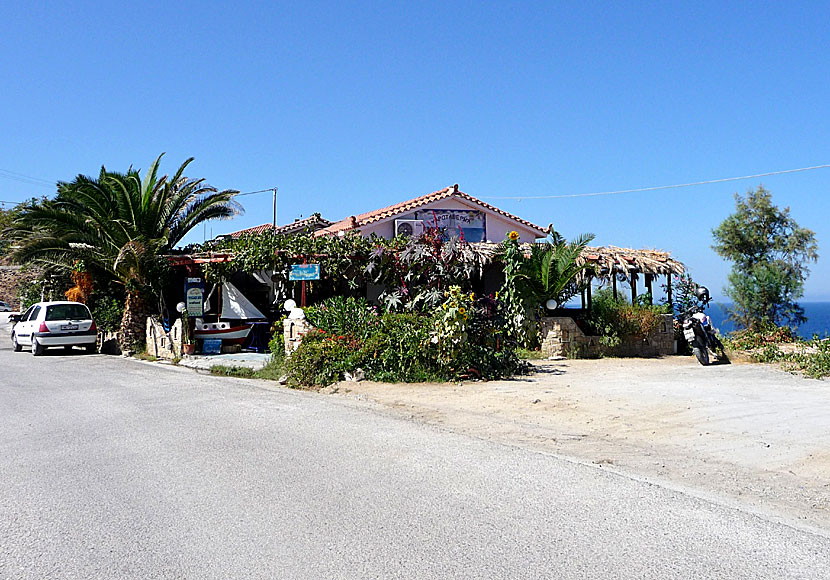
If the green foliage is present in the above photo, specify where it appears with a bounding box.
[430,286,474,364]
[712,186,818,330]
[210,365,256,378]
[286,331,367,387]
[367,230,492,312]
[499,232,527,345]
[724,328,830,380]
[587,288,666,347]
[518,232,596,309]
[284,293,519,387]
[202,230,386,300]
[88,293,124,333]
[359,313,440,382]
[17,269,71,309]
[723,324,796,351]
[304,296,379,340]
[7,154,239,350]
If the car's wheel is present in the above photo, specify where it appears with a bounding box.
[692,346,709,366]
[32,337,45,356]
[12,333,21,352]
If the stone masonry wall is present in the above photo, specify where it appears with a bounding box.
[540,313,675,358]
[146,316,184,360]
[284,318,313,356]
[0,266,31,310]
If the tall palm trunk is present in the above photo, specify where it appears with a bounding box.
[119,290,149,354]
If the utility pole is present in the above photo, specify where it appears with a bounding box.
[272,187,278,230]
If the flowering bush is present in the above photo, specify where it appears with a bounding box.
[430,286,474,364]
[285,292,522,386]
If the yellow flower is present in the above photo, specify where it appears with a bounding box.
[508,231,519,241]
[459,307,466,315]
[470,292,475,300]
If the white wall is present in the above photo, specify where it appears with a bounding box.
[357,198,543,243]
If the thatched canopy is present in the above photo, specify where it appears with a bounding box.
[579,246,684,279]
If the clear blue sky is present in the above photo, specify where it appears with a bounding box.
[3,1,829,300]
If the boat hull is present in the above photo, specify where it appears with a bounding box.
[193,324,252,345]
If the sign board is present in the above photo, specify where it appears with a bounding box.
[414,209,486,242]
[289,264,321,281]
[201,339,222,355]
[184,277,205,317]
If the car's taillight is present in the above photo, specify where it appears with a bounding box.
[90,321,97,333]
[38,322,49,333]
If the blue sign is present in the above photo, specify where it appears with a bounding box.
[289,264,321,281]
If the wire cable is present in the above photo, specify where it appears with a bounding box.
[481,163,830,200]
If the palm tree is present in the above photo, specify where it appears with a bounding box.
[519,232,596,310]
[9,154,241,351]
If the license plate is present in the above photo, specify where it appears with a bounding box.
[683,328,696,342]
[61,324,79,330]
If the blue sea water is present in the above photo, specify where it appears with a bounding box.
[706,302,830,339]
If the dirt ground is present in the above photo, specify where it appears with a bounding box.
[325,356,830,533]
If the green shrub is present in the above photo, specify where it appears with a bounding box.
[724,324,796,351]
[304,296,379,340]
[587,288,666,347]
[210,365,255,378]
[285,291,520,387]
[89,294,123,333]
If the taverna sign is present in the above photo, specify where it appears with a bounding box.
[289,264,321,281]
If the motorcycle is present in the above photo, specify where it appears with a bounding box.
[680,286,727,366]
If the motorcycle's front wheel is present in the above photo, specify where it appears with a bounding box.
[693,346,710,366]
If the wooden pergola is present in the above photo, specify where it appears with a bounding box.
[577,246,686,308]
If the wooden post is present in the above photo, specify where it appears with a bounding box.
[645,274,653,304]
[612,273,618,300]
[586,277,593,311]
[581,288,586,309]
[630,273,637,304]
[666,274,673,306]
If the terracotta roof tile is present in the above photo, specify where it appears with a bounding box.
[316,185,545,236]
[229,215,331,238]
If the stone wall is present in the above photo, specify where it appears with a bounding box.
[146,317,184,360]
[0,266,30,310]
[539,314,675,358]
[284,318,313,356]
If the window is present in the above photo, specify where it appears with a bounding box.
[46,304,91,321]
[29,306,41,321]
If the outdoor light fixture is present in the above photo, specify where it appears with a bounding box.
[176,302,186,313]
[546,299,557,310]
[283,299,297,312]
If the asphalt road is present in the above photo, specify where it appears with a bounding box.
[1,335,829,578]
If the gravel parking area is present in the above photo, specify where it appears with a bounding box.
[329,356,830,532]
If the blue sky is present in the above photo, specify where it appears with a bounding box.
[2,1,829,300]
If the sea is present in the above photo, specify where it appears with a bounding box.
[706,301,830,339]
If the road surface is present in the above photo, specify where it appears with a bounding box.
[1,331,829,578]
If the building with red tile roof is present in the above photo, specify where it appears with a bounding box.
[227,214,331,239]
[315,184,546,243]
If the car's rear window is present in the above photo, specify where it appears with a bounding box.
[45,304,92,321]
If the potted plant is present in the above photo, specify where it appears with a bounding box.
[178,303,195,355]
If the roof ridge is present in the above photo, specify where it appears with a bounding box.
[317,185,545,235]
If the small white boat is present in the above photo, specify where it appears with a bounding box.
[194,281,266,344]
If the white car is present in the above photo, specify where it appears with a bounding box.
[11,301,98,355]
[0,300,11,312]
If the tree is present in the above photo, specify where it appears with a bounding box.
[8,154,241,351]
[519,232,596,309]
[712,185,818,330]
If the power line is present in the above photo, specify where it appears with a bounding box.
[0,168,55,188]
[236,187,277,197]
[481,163,830,200]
